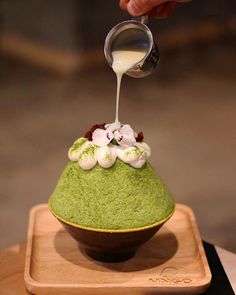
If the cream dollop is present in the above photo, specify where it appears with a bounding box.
[68,137,151,170]
[96,146,117,168]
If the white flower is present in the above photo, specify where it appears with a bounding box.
[114,125,136,147]
[92,124,136,148]
[68,124,151,170]
[91,129,114,147]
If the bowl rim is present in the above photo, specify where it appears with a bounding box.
[48,199,175,233]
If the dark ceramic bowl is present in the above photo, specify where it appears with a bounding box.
[49,204,175,262]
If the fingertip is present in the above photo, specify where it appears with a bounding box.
[127,0,143,16]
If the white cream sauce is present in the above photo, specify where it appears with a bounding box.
[112,49,146,124]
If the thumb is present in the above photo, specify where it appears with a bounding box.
[127,0,168,16]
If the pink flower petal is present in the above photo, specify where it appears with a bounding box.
[92,128,114,147]
[114,130,136,148]
[120,124,135,137]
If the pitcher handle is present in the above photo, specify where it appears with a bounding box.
[131,15,148,25]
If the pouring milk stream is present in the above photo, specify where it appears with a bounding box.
[110,49,146,130]
[104,17,159,131]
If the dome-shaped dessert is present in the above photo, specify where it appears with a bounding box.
[48,123,175,261]
[49,159,174,230]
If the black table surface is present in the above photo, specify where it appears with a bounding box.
[203,241,235,295]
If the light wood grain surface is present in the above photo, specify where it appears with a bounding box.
[23,204,211,295]
[0,243,29,295]
[1,242,236,294]
[1,204,235,295]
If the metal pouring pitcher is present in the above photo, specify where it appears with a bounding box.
[104,16,159,78]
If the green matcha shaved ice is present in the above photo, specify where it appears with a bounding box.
[49,159,175,230]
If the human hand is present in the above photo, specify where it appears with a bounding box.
[119,0,191,19]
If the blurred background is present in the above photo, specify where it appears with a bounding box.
[0,0,235,251]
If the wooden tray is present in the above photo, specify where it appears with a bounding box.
[24,204,211,294]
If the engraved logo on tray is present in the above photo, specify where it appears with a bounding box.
[149,267,192,285]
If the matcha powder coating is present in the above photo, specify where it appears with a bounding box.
[49,159,175,230]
